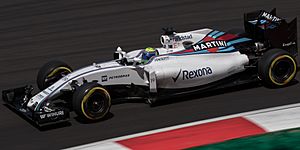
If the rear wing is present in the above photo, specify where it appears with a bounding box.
[244,9,298,56]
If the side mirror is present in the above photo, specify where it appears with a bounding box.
[133,57,141,65]
[114,47,127,60]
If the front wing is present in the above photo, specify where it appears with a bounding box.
[2,86,69,126]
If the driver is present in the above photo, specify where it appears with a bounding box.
[141,47,158,64]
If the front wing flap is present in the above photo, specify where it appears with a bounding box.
[2,86,70,126]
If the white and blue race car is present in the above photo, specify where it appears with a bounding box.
[2,9,298,126]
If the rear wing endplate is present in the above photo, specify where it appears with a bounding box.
[244,8,298,56]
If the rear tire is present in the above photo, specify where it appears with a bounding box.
[258,48,297,87]
[73,82,111,122]
[37,60,72,90]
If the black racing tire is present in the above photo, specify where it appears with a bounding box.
[73,82,111,122]
[258,48,297,87]
[37,60,72,90]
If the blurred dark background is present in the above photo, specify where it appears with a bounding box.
[0,0,299,149]
[0,0,299,87]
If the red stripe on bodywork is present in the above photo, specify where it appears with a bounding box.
[218,34,237,41]
[117,117,266,150]
[172,49,194,54]
[203,36,215,41]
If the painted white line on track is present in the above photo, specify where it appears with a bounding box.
[68,141,130,150]
[245,106,300,132]
[65,102,300,150]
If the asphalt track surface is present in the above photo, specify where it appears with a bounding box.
[0,0,299,149]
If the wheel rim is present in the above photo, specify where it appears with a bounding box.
[81,87,111,120]
[269,55,296,85]
[86,92,105,114]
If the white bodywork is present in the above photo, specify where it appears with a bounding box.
[27,28,250,111]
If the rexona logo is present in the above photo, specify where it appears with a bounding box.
[261,11,281,22]
[173,67,213,82]
[193,41,227,51]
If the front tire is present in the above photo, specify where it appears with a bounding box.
[73,82,111,121]
[37,60,72,90]
[258,48,297,87]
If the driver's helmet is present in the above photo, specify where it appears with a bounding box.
[141,47,157,64]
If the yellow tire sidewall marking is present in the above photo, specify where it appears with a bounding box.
[81,87,111,120]
[47,67,72,78]
[269,55,297,86]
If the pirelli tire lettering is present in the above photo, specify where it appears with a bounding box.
[182,67,213,80]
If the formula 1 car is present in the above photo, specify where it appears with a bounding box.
[2,9,298,126]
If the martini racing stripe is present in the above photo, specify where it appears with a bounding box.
[218,46,236,52]
[217,33,238,41]
[170,44,239,56]
[208,30,219,37]
[168,34,251,56]
[170,47,237,56]
[227,38,251,46]
[212,32,225,39]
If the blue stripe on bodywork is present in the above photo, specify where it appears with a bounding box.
[169,37,251,56]
[212,32,225,38]
[227,38,251,46]
[170,46,237,56]
[208,31,219,37]
[218,46,236,52]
